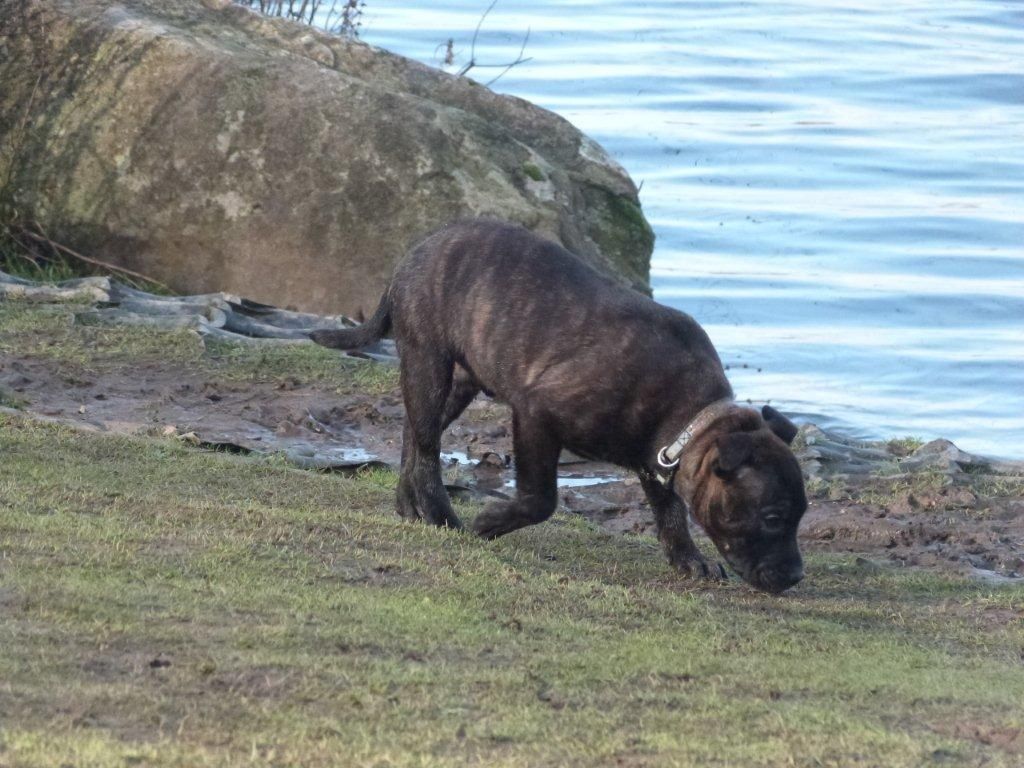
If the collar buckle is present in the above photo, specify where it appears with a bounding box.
[657,443,682,470]
[653,397,735,481]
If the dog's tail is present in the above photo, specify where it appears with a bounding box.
[309,292,391,350]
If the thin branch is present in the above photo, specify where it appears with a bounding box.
[17,223,172,292]
[483,26,532,86]
[485,62,532,86]
[471,57,535,69]
[457,0,500,76]
[456,0,532,85]
[2,230,43,271]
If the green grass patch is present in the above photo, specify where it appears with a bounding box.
[0,248,84,283]
[857,470,951,507]
[1,413,1022,767]
[0,385,28,409]
[971,472,1024,499]
[888,436,926,457]
[0,300,397,394]
[0,300,203,368]
[205,337,398,393]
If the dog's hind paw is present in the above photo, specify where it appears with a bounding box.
[470,502,531,540]
[470,509,510,540]
[395,480,463,529]
[420,507,464,530]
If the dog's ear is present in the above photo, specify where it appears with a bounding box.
[762,405,798,444]
[714,432,754,477]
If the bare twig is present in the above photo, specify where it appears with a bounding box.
[2,229,43,271]
[435,38,456,68]
[455,0,531,84]
[484,28,532,87]
[457,0,500,77]
[16,222,172,292]
[233,0,363,38]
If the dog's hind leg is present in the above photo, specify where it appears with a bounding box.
[396,363,476,524]
[396,420,421,522]
[441,364,481,432]
[396,345,462,529]
[471,410,559,539]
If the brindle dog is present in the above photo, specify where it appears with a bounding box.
[312,219,808,593]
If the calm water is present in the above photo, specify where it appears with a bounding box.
[358,1,1024,458]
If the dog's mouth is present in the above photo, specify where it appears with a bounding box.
[750,562,804,594]
[723,553,804,594]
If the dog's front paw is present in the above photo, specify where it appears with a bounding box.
[671,551,728,581]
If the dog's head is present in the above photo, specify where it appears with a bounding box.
[674,405,807,594]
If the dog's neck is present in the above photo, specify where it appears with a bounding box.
[649,389,735,480]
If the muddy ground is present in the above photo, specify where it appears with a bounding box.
[3,345,1022,583]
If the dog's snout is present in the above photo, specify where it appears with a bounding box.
[783,563,804,587]
[756,561,804,593]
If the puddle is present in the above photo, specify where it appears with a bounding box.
[503,474,619,490]
[441,451,473,466]
[557,475,620,489]
[283,442,381,470]
[442,449,620,490]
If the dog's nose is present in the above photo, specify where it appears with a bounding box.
[785,564,805,587]
[761,563,804,593]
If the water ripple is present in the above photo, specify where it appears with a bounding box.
[361,0,1024,457]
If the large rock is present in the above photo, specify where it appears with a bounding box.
[0,0,653,315]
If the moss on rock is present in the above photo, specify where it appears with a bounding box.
[582,186,656,290]
[521,162,545,182]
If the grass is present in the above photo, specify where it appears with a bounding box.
[0,385,28,409]
[0,301,204,368]
[1,298,1023,766]
[0,412,1022,767]
[205,337,398,394]
[857,470,950,508]
[888,436,926,457]
[0,300,398,395]
[973,473,1024,499]
[2,222,80,283]
[0,248,84,283]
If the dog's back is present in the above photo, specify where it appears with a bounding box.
[391,220,718,396]
[313,218,729,465]
[390,219,627,333]
[376,220,725,464]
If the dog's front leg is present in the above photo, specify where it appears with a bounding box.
[639,474,727,580]
[471,411,560,539]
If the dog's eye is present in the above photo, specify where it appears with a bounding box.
[762,510,784,529]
